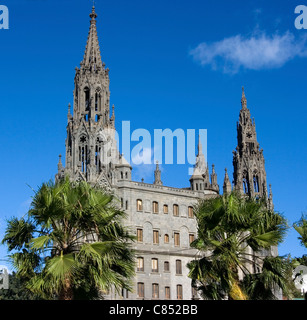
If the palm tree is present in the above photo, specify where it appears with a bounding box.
[2,177,135,300]
[188,192,288,300]
[293,215,307,249]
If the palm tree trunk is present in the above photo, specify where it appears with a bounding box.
[59,277,74,300]
[229,281,247,300]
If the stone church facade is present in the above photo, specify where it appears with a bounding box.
[56,7,275,300]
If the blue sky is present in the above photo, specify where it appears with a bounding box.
[0,0,307,266]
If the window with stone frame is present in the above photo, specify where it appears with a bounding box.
[173,204,179,216]
[151,258,158,273]
[189,234,195,245]
[137,228,143,242]
[176,260,182,275]
[137,257,144,272]
[152,201,159,214]
[137,199,143,211]
[137,282,144,299]
[163,204,169,214]
[164,234,169,244]
[152,283,159,299]
[177,284,183,300]
[165,286,170,300]
[174,232,180,246]
[153,230,159,244]
[164,261,170,272]
[188,206,194,218]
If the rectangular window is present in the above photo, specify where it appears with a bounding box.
[137,282,144,299]
[137,229,143,242]
[163,205,168,214]
[177,285,183,300]
[152,283,159,299]
[152,258,158,272]
[188,206,194,218]
[164,234,169,243]
[165,287,170,300]
[153,201,159,214]
[153,230,159,244]
[174,232,180,246]
[189,234,195,244]
[164,261,170,272]
[137,257,144,272]
[173,204,179,216]
[137,199,143,211]
[176,260,182,275]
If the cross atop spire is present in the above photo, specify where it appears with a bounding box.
[90,5,97,21]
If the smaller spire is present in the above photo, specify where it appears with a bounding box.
[154,161,163,185]
[193,135,206,176]
[58,154,63,171]
[223,168,232,194]
[210,164,219,192]
[241,86,247,108]
[67,103,72,121]
[197,134,203,155]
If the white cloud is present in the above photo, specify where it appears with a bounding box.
[190,31,307,73]
[131,146,163,182]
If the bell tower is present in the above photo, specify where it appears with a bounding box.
[232,88,270,203]
[56,6,129,189]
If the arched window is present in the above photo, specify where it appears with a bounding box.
[79,135,87,173]
[95,137,103,173]
[84,87,90,111]
[242,172,249,194]
[95,92,98,112]
[253,175,259,193]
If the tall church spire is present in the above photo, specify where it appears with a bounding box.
[233,87,270,203]
[81,6,103,71]
[57,6,120,187]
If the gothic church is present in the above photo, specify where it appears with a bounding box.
[56,7,275,300]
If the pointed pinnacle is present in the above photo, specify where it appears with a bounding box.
[241,86,247,108]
